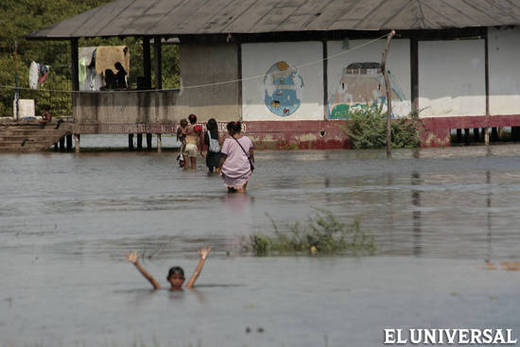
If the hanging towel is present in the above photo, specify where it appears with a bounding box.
[78,57,87,83]
[29,61,39,89]
[39,65,50,84]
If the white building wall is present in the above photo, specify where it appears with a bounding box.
[241,42,323,121]
[488,27,520,115]
[418,40,486,117]
[327,39,411,119]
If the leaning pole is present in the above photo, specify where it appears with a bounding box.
[381,30,396,159]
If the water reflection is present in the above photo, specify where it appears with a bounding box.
[411,172,422,256]
[386,173,393,236]
[486,170,492,264]
[221,192,254,212]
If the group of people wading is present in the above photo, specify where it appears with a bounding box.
[127,115,254,290]
[176,114,255,193]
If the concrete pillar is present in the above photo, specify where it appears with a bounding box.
[484,128,490,145]
[128,134,134,151]
[74,134,80,153]
[157,134,162,153]
[137,134,143,150]
[146,133,152,150]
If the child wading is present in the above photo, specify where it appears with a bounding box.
[126,247,211,290]
[204,118,222,173]
[176,119,188,168]
[184,114,203,170]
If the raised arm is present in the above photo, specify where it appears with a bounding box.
[185,247,212,289]
[126,252,162,290]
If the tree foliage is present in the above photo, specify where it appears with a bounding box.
[0,0,180,118]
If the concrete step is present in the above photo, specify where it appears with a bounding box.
[3,128,72,136]
[0,123,72,152]
[0,139,56,146]
[0,135,63,141]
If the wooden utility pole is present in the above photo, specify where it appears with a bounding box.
[381,30,396,159]
[14,40,19,120]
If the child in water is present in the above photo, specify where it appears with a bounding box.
[184,114,204,170]
[126,247,211,290]
[176,119,188,167]
[204,118,222,173]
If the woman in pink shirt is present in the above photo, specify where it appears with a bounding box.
[216,121,254,193]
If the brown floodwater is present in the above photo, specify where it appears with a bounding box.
[1,140,519,346]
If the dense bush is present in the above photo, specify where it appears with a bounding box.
[243,211,376,256]
[346,105,422,149]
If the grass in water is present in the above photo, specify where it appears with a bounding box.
[244,211,376,256]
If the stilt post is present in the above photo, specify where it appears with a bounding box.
[66,134,73,152]
[74,134,80,153]
[491,127,498,142]
[146,133,152,150]
[137,133,143,150]
[473,128,480,142]
[128,134,134,151]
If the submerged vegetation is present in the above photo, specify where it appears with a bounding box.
[345,104,422,149]
[243,211,376,256]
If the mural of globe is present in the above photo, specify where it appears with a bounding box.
[264,61,304,117]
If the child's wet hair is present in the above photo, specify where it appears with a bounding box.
[207,118,218,131]
[167,266,185,280]
[180,119,188,127]
[188,114,197,124]
[227,121,241,134]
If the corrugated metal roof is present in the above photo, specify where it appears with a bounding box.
[27,0,520,39]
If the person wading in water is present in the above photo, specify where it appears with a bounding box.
[126,247,211,290]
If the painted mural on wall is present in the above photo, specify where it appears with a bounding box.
[328,62,405,119]
[264,61,304,117]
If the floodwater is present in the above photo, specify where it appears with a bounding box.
[1,139,520,346]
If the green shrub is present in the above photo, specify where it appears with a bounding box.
[244,211,376,256]
[346,105,422,149]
